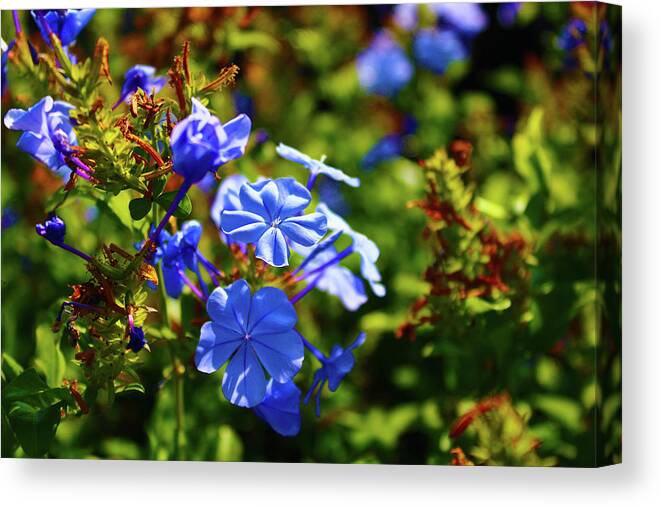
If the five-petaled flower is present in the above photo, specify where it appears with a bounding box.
[4,96,78,179]
[170,98,252,183]
[113,65,167,109]
[304,332,366,416]
[31,9,96,47]
[221,178,327,267]
[356,30,413,97]
[276,143,360,189]
[210,173,249,247]
[195,279,304,408]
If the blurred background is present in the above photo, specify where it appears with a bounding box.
[1,3,621,465]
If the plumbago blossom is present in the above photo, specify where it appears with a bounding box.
[3,96,86,180]
[113,65,167,109]
[3,9,377,448]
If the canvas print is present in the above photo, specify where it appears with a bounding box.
[0,2,621,466]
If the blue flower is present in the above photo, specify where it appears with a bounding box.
[161,231,185,298]
[2,206,19,230]
[221,178,327,267]
[276,143,360,188]
[356,31,413,97]
[317,203,385,297]
[2,38,15,96]
[31,9,96,46]
[497,3,522,27]
[253,379,301,436]
[304,332,366,416]
[195,279,304,408]
[361,134,403,170]
[211,173,249,246]
[431,3,488,37]
[3,96,77,179]
[393,4,418,31]
[36,214,66,243]
[127,326,147,352]
[113,65,167,109]
[170,98,252,183]
[298,243,368,311]
[413,28,468,74]
[557,19,587,51]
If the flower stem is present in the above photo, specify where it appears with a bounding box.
[12,11,22,36]
[306,172,318,191]
[57,241,94,263]
[296,245,354,282]
[290,273,322,304]
[297,330,326,363]
[198,252,222,286]
[150,180,192,242]
[178,268,206,301]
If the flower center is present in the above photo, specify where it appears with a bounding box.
[271,217,282,228]
[244,333,252,341]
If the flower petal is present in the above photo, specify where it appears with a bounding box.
[250,330,303,383]
[253,379,301,437]
[218,114,252,165]
[255,227,289,267]
[195,322,243,373]
[275,143,314,169]
[222,344,266,408]
[275,178,312,218]
[248,287,298,335]
[281,213,327,247]
[221,210,269,243]
[162,264,184,298]
[223,279,252,334]
[316,266,368,311]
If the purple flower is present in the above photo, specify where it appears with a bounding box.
[356,31,413,97]
[298,243,368,311]
[2,38,15,96]
[161,231,185,298]
[393,4,419,31]
[253,379,301,436]
[497,3,522,27]
[317,203,385,297]
[276,143,360,188]
[127,326,147,352]
[211,173,249,247]
[221,178,327,267]
[35,214,66,243]
[31,9,96,46]
[170,98,252,183]
[195,279,304,408]
[557,19,587,51]
[361,134,403,170]
[3,96,77,179]
[413,28,467,74]
[304,332,366,416]
[431,3,488,37]
[113,65,167,109]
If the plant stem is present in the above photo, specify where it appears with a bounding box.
[173,355,186,460]
[150,180,192,242]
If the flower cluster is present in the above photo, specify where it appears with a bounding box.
[2,8,380,446]
[357,4,487,171]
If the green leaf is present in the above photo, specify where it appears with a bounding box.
[465,297,512,314]
[7,401,64,457]
[129,197,152,221]
[156,191,192,219]
[34,325,66,388]
[2,369,70,458]
[2,353,24,384]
